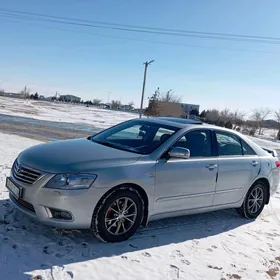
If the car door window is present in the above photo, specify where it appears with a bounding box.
[173,130,212,157]
[216,131,243,156]
[241,139,256,156]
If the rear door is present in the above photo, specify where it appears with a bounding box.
[213,130,259,205]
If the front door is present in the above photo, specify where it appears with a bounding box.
[213,130,260,205]
[154,129,218,215]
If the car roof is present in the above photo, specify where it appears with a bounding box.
[137,117,203,128]
[135,117,246,135]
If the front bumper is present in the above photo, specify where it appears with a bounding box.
[7,174,106,229]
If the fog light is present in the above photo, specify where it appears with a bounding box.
[49,208,72,221]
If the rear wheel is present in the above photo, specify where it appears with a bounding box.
[236,181,267,219]
[91,187,144,243]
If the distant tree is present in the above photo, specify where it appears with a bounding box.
[111,100,121,109]
[220,108,231,122]
[205,109,220,124]
[93,98,102,106]
[30,94,34,99]
[34,92,39,100]
[145,88,160,117]
[251,108,271,135]
[217,120,226,127]
[249,128,256,136]
[199,110,206,119]
[274,109,280,140]
[19,85,30,99]
[231,109,246,129]
[225,120,233,129]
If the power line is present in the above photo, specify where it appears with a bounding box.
[1,8,280,45]
[1,7,280,42]
[2,15,280,55]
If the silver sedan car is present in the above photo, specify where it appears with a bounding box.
[6,117,280,242]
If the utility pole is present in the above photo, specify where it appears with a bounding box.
[139,60,154,118]
[107,92,111,104]
[24,85,27,99]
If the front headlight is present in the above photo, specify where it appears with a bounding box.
[44,174,97,190]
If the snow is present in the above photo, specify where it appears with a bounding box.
[1,96,280,279]
[248,136,280,152]
[1,133,280,280]
[0,96,137,129]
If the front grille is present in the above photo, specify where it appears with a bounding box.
[12,160,42,185]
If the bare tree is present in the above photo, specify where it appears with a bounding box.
[159,89,181,103]
[145,88,160,117]
[93,98,102,106]
[219,108,231,121]
[111,100,121,109]
[251,108,271,135]
[274,109,280,140]
[231,109,246,129]
[205,109,220,123]
[19,85,30,99]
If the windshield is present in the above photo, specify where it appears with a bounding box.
[91,120,179,154]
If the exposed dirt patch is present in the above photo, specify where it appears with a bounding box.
[226,274,241,279]
[266,268,279,279]
[208,265,222,270]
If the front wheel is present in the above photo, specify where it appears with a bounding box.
[236,181,267,219]
[91,187,144,243]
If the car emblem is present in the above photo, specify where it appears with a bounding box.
[17,165,22,173]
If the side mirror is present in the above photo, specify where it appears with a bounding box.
[169,147,190,159]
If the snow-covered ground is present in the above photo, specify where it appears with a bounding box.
[1,133,280,280]
[0,97,137,129]
[248,136,280,152]
[1,96,280,279]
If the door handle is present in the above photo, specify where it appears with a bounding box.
[207,164,217,170]
[251,161,259,166]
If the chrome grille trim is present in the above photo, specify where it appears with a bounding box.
[12,160,42,185]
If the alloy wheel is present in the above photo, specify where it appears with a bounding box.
[105,197,137,236]
[247,186,264,215]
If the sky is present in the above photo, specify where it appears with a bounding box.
[1,0,280,112]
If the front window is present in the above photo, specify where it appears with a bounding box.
[173,130,212,157]
[91,120,179,154]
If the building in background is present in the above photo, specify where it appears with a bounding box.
[156,101,200,119]
[59,94,81,103]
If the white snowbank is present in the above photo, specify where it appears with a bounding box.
[0,96,137,129]
[0,133,280,280]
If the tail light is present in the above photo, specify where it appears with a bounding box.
[275,161,280,168]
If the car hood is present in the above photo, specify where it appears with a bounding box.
[18,138,141,173]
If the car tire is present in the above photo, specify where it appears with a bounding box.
[91,187,144,243]
[236,181,268,219]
